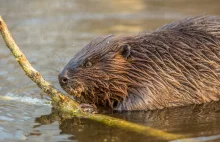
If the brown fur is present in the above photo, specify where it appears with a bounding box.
[59,16,220,111]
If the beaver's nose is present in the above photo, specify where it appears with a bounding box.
[58,69,69,86]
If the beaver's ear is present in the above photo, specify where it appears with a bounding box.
[119,44,131,59]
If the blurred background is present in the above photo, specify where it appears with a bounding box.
[0,0,220,141]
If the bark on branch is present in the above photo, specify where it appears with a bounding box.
[0,16,185,141]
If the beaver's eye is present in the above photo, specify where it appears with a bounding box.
[85,61,93,68]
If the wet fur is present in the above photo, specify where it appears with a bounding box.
[60,16,220,111]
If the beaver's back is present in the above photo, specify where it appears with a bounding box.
[117,16,220,110]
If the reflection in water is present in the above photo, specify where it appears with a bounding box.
[1,0,220,141]
[35,111,149,142]
[34,102,220,142]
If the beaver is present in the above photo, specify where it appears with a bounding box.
[58,16,220,111]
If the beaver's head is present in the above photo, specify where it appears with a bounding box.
[58,35,142,108]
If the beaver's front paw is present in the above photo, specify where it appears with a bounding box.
[78,103,98,114]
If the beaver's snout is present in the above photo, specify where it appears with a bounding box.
[58,69,70,87]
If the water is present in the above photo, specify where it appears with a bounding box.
[1,0,220,141]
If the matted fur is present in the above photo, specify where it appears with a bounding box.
[59,16,220,111]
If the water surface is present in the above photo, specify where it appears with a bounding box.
[1,0,220,141]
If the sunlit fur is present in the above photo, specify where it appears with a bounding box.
[60,16,220,110]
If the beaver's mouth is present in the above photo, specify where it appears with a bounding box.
[69,87,84,97]
[61,85,90,103]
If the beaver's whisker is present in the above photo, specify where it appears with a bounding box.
[54,53,67,68]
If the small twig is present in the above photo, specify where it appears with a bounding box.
[0,16,83,114]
